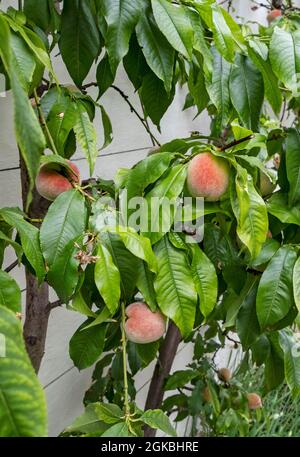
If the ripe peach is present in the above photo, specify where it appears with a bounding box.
[247,392,262,410]
[217,367,232,383]
[186,152,230,201]
[124,302,166,344]
[35,160,80,201]
[267,9,282,23]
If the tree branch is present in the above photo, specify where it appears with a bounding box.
[81,82,161,147]
[4,259,19,273]
[48,299,63,310]
[144,321,181,437]
[219,135,254,151]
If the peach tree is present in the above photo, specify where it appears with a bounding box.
[0,0,300,437]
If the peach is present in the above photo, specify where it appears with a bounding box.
[267,9,282,23]
[247,392,262,410]
[186,152,230,201]
[124,302,166,344]
[217,367,232,383]
[35,160,80,201]
[202,386,212,403]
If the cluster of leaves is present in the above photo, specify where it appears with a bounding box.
[1,0,300,438]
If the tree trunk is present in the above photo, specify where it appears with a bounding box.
[144,322,181,437]
[20,156,51,373]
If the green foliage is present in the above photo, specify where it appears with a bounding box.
[2,0,300,438]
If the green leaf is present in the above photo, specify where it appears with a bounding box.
[211,5,235,62]
[229,54,264,131]
[136,13,175,92]
[151,0,193,59]
[47,237,81,302]
[96,53,114,98]
[94,243,121,315]
[236,277,260,349]
[188,9,212,79]
[100,232,140,301]
[154,235,197,337]
[101,421,132,437]
[74,102,98,175]
[136,261,157,312]
[70,290,96,317]
[207,49,232,130]
[101,0,141,73]
[139,71,174,127]
[248,40,282,115]
[65,403,109,435]
[0,18,45,208]
[286,128,300,207]
[191,244,217,318]
[143,164,187,244]
[59,0,100,86]
[279,330,300,398]
[10,32,36,91]
[47,98,78,156]
[165,369,198,390]
[0,208,45,282]
[123,33,149,91]
[40,189,87,268]
[0,230,23,264]
[267,192,300,226]
[136,340,159,367]
[83,307,112,330]
[264,335,285,392]
[257,246,297,330]
[204,222,240,269]
[113,226,157,274]
[124,152,174,203]
[69,320,107,370]
[0,271,21,312]
[140,409,177,437]
[97,403,123,425]
[269,27,300,94]
[293,256,300,314]
[99,105,113,150]
[232,165,268,259]
[188,63,209,115]
[0,306,47,436]
[24,0,51,32]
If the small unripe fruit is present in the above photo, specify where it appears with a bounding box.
[35,160,80,201]
[124,302,166,344]
[247,392,262,410]
[267,9,281,23]
[267,230,272,238]
[202,386,212,403]
[218,367,232,383]
[260,171,276,197]
[187,152,230,201]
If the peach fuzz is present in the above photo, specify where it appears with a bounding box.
[247,392,262,410]
[187,152,230,201]
[35,160,80,201]
[267,9,282,23]
[124,302,166,344]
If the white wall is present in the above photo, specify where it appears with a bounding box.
[0,0,279,436]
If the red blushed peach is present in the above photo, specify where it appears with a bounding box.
[267,9,282,23]
[247,392,262,410]
[124,302,166,344]
[217,367,232,383]
[35,160,80,201]
[187,152,230,201]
